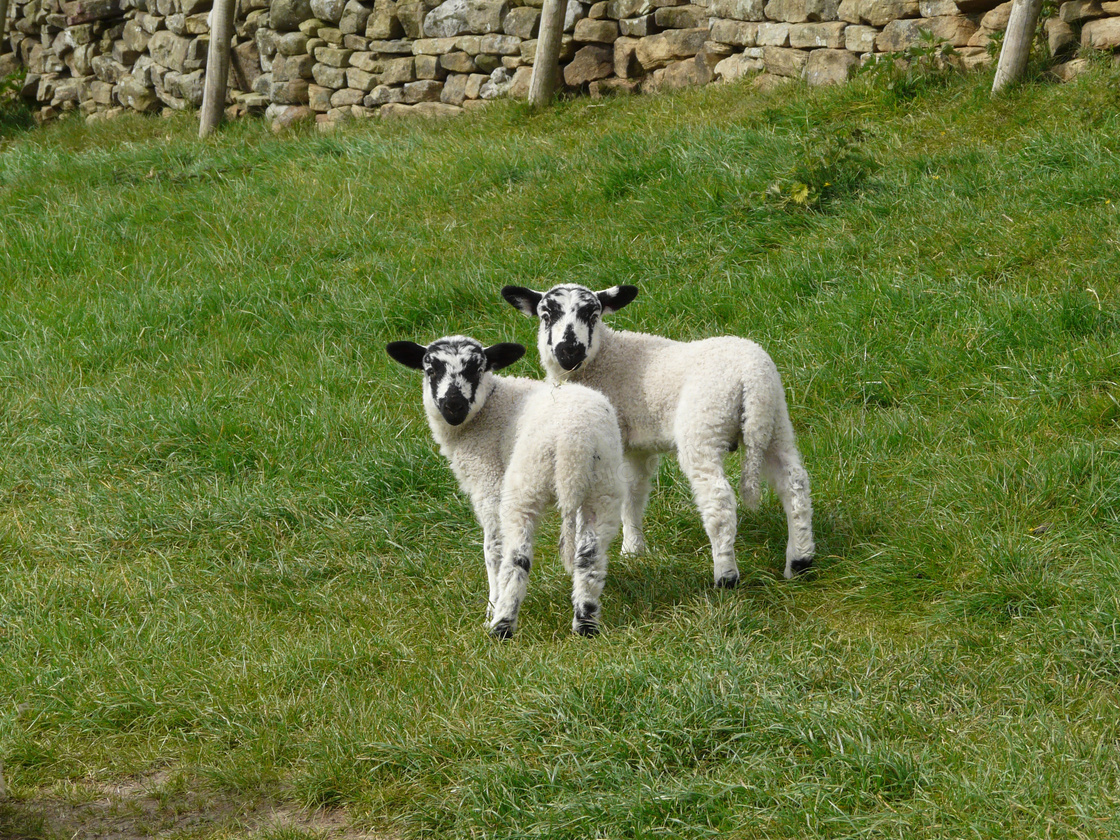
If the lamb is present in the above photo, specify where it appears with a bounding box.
[501,284,815,587]
[386,335,624,638]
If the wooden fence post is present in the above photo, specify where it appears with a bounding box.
[991,0,1043,93]
[199,0,237,137]
[1,0,10,54]
[528,0,565,107]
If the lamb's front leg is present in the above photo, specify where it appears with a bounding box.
[482,526,503,621]
[621,450,658,556]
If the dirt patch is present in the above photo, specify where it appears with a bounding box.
[0,770,386,840]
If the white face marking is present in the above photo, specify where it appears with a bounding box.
[539,285,602,372]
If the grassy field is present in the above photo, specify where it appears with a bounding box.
[1,57,1119,839]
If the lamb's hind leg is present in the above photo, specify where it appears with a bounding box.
[570,510,607,636]
[764,420,815,579]
[621,450,657,556]
[677,439,740,588]
[490,492,547,639]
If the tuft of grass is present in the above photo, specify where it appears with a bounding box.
[2,61,1120,839]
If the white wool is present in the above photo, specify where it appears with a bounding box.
[421,372,623,637]
[538,319,815,584]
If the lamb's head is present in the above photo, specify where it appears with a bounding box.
[387,336,525,427]
[502,284,638,376]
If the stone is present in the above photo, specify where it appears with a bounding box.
[318,26,346,43]
[619,15,656,36]
[847,0,919,25]
[1046,18,1076,56]
[347,66,380,87]
[340,0,374,32]
[978,1,1010,29]
[802,45,858,82]
[480,32,521,52]
[589,0,609,16]
[92,54,128,82]
[351,51,385,70]
[634,26,707,67]
[413,36,460,51]
[148,30,204,72]
[272,77,312,100]
[614,35,641,75]
[709,19,758,45]
[876,14,976,50]
[573,17,620,41]
[423,0,509,37]
[268,103,314,128]
[331,86,365,104]
[479,64,514,96]
[439,50,476,70]
[278,32,311,55]
[381,54,417,80]
[1060,0,1103,22]
[441,71,470,101]
[370,38,417,51]
[653,4,707,26]
[589,77,640,95]
[756,21,790,44]
[563,42,613,83]
[762,44,808,75]
[90,79,115,103]
[122,19,151,52]
[503,5,540,37]
[367,0,405,38]
[1053,57,1091,81]
[312,62,348,84]
[231,39,264,89]
[271,0,315,29]
[1082,16,1120,48]
[919,0,957,13]
[707,0,765,18]
[62,0,122,25]
[315,45,354,64]
[117,76,160,110]
[309,81,334,108]
[275,52,316,78]
[311,0,346,22]
[508,65,532,96]
[788,20,845,47]
[365,83,404,103]
[714,51,763,79]
[606,0,652,17]
[764,0,839,21]
[415,53,448,75]
[652,50,717,87]
[844,22,875,50]
[564,0,588,30]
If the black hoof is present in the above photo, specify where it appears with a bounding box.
[575,620,601,637]
[715,571,740,589]
[490,619,514,640]
[790,557,813,575]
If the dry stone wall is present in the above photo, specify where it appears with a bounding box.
[2,0,1119,125]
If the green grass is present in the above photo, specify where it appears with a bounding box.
[1,62,1120,839]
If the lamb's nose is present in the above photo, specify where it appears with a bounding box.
[554,341,585,371]
[441,390,470,425]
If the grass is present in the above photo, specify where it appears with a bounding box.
[1,59,1119,839]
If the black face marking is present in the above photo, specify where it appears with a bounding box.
[538,285,604,373]
[421,336,492,427]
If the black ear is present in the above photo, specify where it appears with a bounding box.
[502,286,544,318]
[484,343,526,371]
[597,285,638,314]
[386,341,428,370]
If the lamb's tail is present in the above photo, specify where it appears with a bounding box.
[739,378,780,512]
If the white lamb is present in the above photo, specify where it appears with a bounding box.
[501,284,815,586]
[387,335,624,638]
